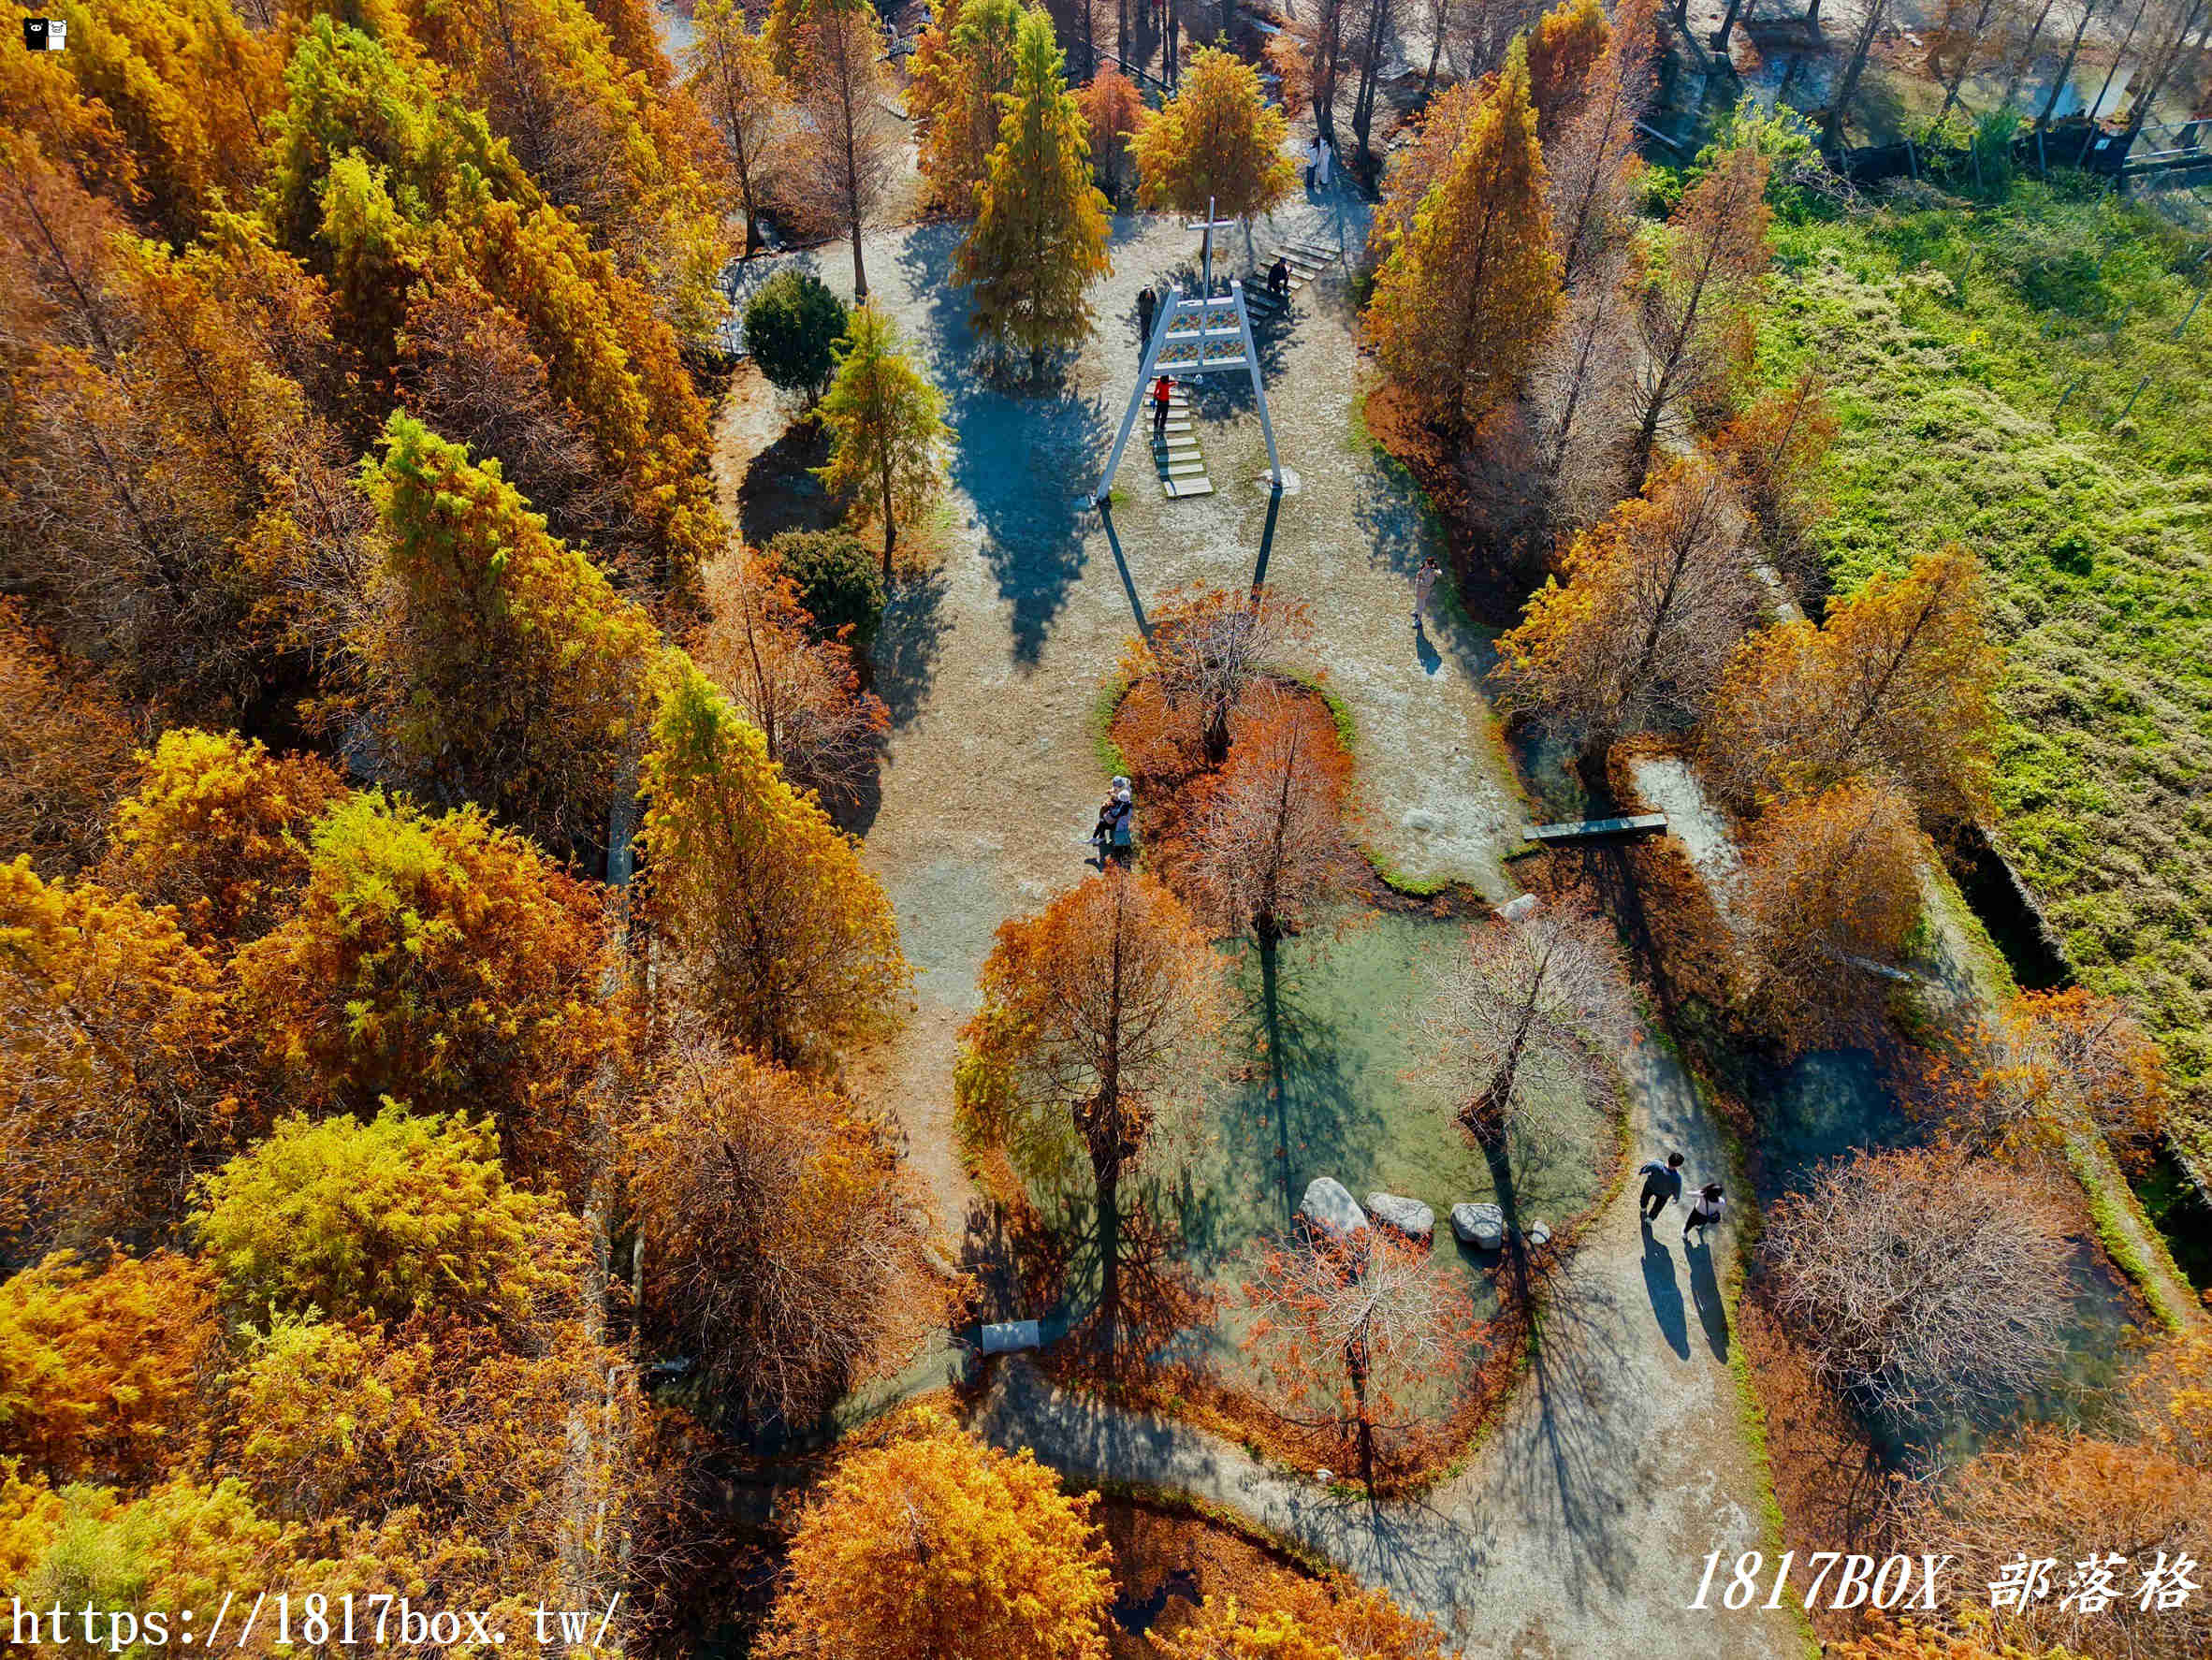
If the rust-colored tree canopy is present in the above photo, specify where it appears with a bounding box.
[961,870,1223,1350]
[1187,692,1360,947]
[1492,456,1763,751]
[625,1042,946,1426]
[1703,547,2000,824]
[761,1410,1114,1660]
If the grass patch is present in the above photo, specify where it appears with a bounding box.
[1758,176,2212,1149]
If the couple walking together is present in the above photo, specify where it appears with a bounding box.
[1638,1151,1725,1245]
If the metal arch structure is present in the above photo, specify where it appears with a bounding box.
[1091,202,1283,507]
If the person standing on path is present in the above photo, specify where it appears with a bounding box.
[1152,373,1175,440]
[1314,133,1333,190]
[1637,1152,1685,1221]
[1136,285,1157,353]
[1412,555,1440,627]
[1304,133,1321,190]
[1683,1183,1725,1245]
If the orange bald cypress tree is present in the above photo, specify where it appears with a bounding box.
[959,872,1223,1355]
[1364,39,1560,432]
[1700,546,1999,822]
[760,1411,1114,1660]
[1524,0,1611,136]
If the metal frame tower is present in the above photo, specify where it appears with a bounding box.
[1091,200,1283,507]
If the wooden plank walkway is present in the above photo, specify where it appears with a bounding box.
[1523,812,1668,841]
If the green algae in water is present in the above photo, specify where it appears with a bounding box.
[1140,911,1613,1402]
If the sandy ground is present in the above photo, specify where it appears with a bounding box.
[711,182,1529,1245]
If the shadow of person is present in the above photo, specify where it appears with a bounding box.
[1685,1232,1731,1361]
[1640,1219,1690,1361]
[1415,620,1442,677]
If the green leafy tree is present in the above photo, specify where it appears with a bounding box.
[1364,39,1561,431]
[953,10,1113,381]
[357,412,661,858]
[815,303,952,583]
[192,1105,582,1330]
[745,268,850,403]
[767,528,885,648]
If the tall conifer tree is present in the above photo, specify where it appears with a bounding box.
[1363,39,1561,432]
[953,11,1113,381]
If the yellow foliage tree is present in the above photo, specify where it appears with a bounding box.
[1700,547,1999,823]
[1150,1573,1448,1659]
[357,412,662,858]
[916,0,1028,211]
[232,792,626,1196]
[760,1409,1113,1660]
[639,656,909,1068]
[0,1250,214,1486]
[192,1105,585,1330]
[1131,47,1296,222]
[954,9,1114,380]
[108,729,347,949]
[0,860,240,1245]
[1364,40,1560,432]
[48,0,284,244]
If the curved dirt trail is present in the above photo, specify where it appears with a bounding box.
[971,1035,1806,1660]
[716,197,1527,1242]
[714,191,1797,1657]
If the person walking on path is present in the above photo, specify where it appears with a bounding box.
[1637,1152,1685,1222]
[1152,373,1175,440]
[1136,285,1157,353]
[1683,1183,1725,1245]
[1412,555,1440,627]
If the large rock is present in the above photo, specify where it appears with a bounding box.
[1365,1192,1434,1244]
[1297,1177,1369,1245]
[1450,1201,1506,1250]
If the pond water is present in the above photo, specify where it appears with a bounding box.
[1744,1046,2142,1468]
[1016,910,1614,1414]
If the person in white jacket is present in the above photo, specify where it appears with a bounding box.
[1683,1183,1725,1245]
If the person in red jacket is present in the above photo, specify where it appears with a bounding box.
[1151,374,1175,440]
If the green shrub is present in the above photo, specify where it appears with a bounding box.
[768,528,886,648]
[745,269,849,402]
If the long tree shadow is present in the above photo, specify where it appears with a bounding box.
[735,417,840,547]
[895,226,1110,664]
[871,563,953,727]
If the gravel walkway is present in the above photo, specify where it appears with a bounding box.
[719,182,1528,1237]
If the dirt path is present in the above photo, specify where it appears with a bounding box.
[971,1033,1806,1660]
[714,188,1528,1246]
[711,185,1797,1654]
